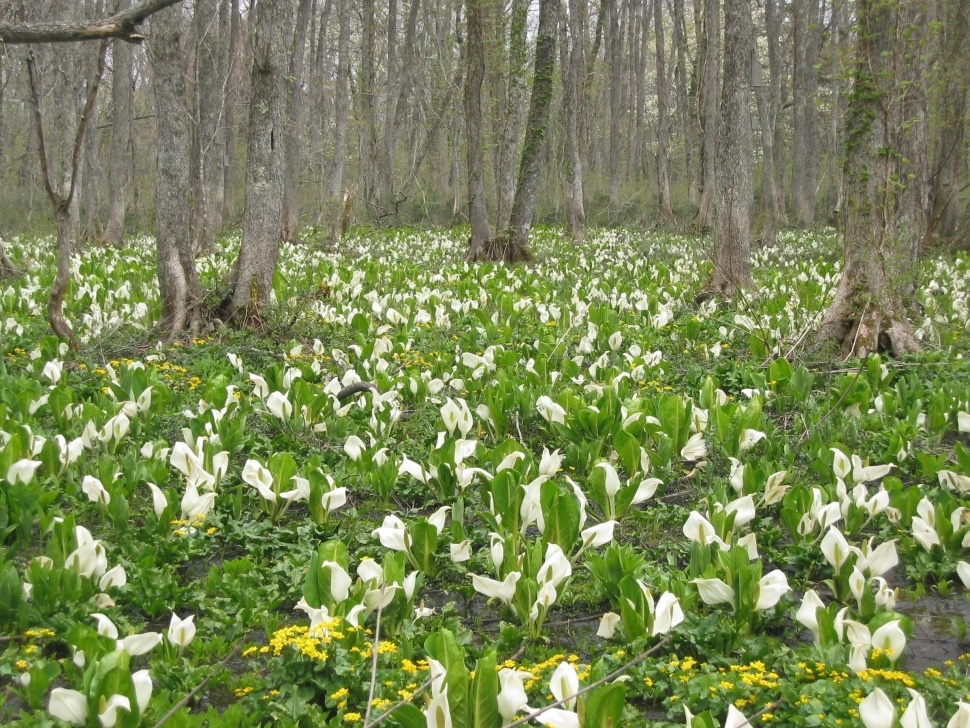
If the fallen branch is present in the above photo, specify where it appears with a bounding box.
[0,0,183,44]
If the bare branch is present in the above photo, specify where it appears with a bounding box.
[0,0,183,44]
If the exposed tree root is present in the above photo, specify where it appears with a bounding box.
[815,296,920,359]
[466,231,533,264]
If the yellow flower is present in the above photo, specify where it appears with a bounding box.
[343,713,362,722]
[331,688,350,701]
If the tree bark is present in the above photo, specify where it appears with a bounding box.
[359,0,379,215]
[496,0,528,232]
[607,0,623,219]
[464,0,493,254]
[104,0,133,247]
[562,0,587,243]
[696,0,719,228]
[654,0,673,221]
[150,6,203,336]
[792,0,821,227]
[753,28,778,246]
[699,0,754,300]
[763,0,787,224]
[26,37,108,347]
[219,0,294,322]
[672,0,697,207]
[190,0,226,253]
[221,0,241,223]
[326,0,351,242]
[491,0,558,261]
[0,0,183,44]
[815,0,929,358]
[280,0,314,242]
[929,0,969,242]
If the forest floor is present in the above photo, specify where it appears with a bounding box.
[1,227,970,727]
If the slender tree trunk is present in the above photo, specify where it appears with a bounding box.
[753,31,778,246]
[654,0,673,221]
[562,0,587,243]
[792,0,821,227]
[607,0,623,219]
[326,0,352,242]
[500,0,558,258]
[359,0,380,214]
[700,0,753,299]
[815,0,929,357]
[104,0,133,247]
[26,35,108,347]
[930,0,969,241]
[764,0,787,224]
[380,0,398,215]
[464,0,493,254]
[696,0,719,228]
[150,7,203,335]
[220,0,295,321]
[672,0,697,206]
[222,0,241,224]
[496,0,528,231]
[191,0,226,253]
[280,0,314,242]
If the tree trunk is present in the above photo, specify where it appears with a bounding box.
[221,0,241,224]
[150,7,203,336]
[696,0,719,228]
[607,0,623,219]
[764,0,787,224]
[359,0,380,215]
[26,34,108,347]
[486,0,558,262]
[326,0,351,242]
[380,0,398,215]
[791,0,821,227]
[699,0,754,300]
[280,0,314,242]
[753,30,779,246]
[191,0,225,253]
[929,0,969,241]
[672,0,697,206]
[815,0,929,358]
[654,0,673,221]
[562,0,587,243]
[104,0,133,247]
[464,0,493,254]
[496,0,528,232]
[219,0,294,322]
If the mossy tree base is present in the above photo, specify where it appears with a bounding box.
[815,277,920,358]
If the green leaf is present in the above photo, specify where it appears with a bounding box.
[425,629,470,728]
[470,651,501,728]
[583,682,626,728]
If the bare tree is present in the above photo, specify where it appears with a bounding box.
[150,5,203,335]
[815,0,930,357]
[218,0,295,321]
[104,0,134,247]
[671,0,696,207]
[325,0,352,241]
[496,0,528,231]
[930,0,970,242]
[699,0,753,300]
[464,0,492,251]
[562,0,587,243]
[792,0,822,227]
[469,0,558,262]
[25,38,108,346]
[654,0,673,221]
[696,0,719,228]
[280,0,314,242]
